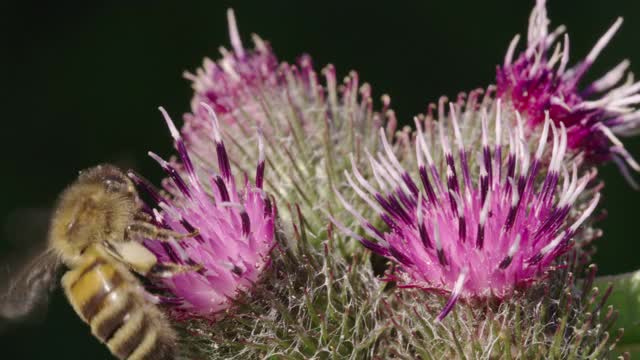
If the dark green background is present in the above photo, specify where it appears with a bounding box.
[1,1,639,358]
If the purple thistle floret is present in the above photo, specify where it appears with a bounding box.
[334,101,600,321]
[131,104,276,317]
[497,0,640,185]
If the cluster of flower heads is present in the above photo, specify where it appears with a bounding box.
[132,104,276,316]
[497,0,640,185]
[135,2,638,351]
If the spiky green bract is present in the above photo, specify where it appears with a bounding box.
[173,212,390,359]
[171,238,625,359]
[594,270,640,357]
[182,11,396,252]
[378,260,625,359]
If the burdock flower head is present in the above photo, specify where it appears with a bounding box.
[181,10,394,246]
[498,0,640,183]
[131,104,276,316]
[183,10,278,133]
[336,100,600,320]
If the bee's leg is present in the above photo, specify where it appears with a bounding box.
[102,240,203,277]
[133,211,155,222]
[125,221,199,243]
[148,262,204,278]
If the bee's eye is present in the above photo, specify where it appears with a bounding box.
[101,175,128,191]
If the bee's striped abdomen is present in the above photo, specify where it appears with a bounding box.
[62,248,176,360]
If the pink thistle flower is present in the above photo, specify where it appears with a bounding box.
[181,9,349,157]
[497,0,640,184]
[181,9,394,244]
[183,9,279,135]
[130,104,276,316]
[334,101,600,321]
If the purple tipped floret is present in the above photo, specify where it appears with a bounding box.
[497,0,640,186]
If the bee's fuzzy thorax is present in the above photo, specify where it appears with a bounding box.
[49,175,137,266]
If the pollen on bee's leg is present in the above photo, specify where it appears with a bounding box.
[125,220,199,243]
[149,262,204,278]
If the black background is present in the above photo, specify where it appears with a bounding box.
[1,1,639,358]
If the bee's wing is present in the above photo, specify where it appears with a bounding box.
[0,248,62,322]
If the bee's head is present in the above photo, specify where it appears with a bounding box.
[78,164,138,201]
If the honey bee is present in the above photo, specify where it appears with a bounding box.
[0,164,199,359]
